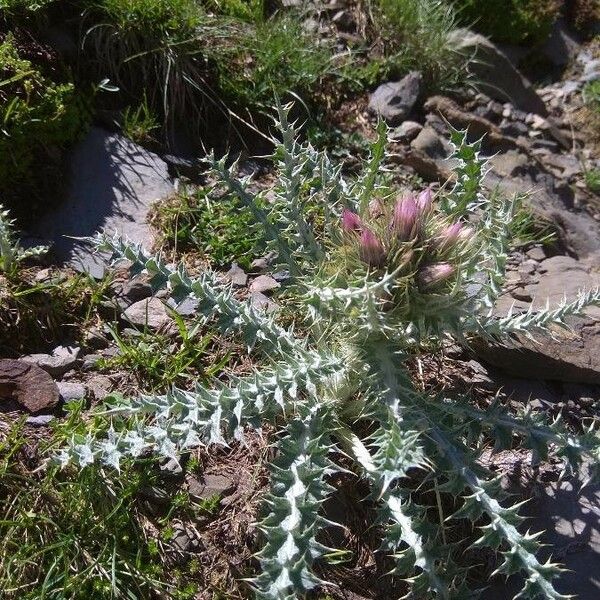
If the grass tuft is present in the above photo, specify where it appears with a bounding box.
[373,0,469,91]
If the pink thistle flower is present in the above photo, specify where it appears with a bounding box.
[392,195,418,242]
[342,209,362,234]
[417,263,455,291]
[359,228,386,268]
[458,225,474,242]
[434,222,464,253]
[416,188,434,213]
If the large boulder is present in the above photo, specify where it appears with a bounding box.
[449,29,548,116]
[32,127,174,278]
[368,71,423,126]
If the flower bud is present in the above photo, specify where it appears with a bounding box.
[359,228,386,268]
[342,209,362,234]
[434,222,463,253]
[458,225,474,242]
[417,263,455,291]
[392,195,418,242]
[368,198,384,219]
[416,187,433,213]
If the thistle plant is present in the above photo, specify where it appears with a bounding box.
[0,204,46,274]
[57,105,600,599]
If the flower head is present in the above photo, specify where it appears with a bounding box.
[434,222,463,253]
[342,209,362,234]
[392,195,419,242]
[417,263,455,291]
[359,228,386,268]
[416,187,433,213]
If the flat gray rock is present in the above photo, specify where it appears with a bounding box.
[411,126,450,159]
[226,262,248,287]
[249,274,280,294]
[33,127,173,278]
[449,29,547,116]
[23,345,82,378]
[124,297,172,331]
[478,255,600,384]
[57,381,86,402]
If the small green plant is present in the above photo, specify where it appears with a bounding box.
[585,168,600,194]
[583,79,600,111]
[0,204,46,274]
[121,94,160,145]
[154,185,260,269]
[100,311,228,390]
[58,106,600,599]
[510,203,557,247]
[453,0,561,45]
[197,493,221,515]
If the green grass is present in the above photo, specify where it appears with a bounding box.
[97,0,203,32]
[510,203,558,248]
[0,268,113,354]
[154,185,261,270]
[121,94,160,145]
[218,14,335,110]
[583,79,600,110]
[99,311,229,390]
[81,0,336,136]
[81,0,219,131]
[0,418,166,599]
[373,0,469,90]
[205,0,265,22]
[585,168,600,194]
[453,0,561,45]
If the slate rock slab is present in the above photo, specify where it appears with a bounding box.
[57,381,86,402]
[0,358,60,413]
[249,274,280,294]
[187,473,236,501]
[483,169,600,260]
[226,262,248,287]
[32,127,173,278]
[368,71,423,126]
[448,29,547,115]
[477,255,600,384]
[411,126,450,159]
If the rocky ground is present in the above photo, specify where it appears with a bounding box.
[1,13,600,600]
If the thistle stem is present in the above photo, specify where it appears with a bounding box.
[433,477,447,546]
